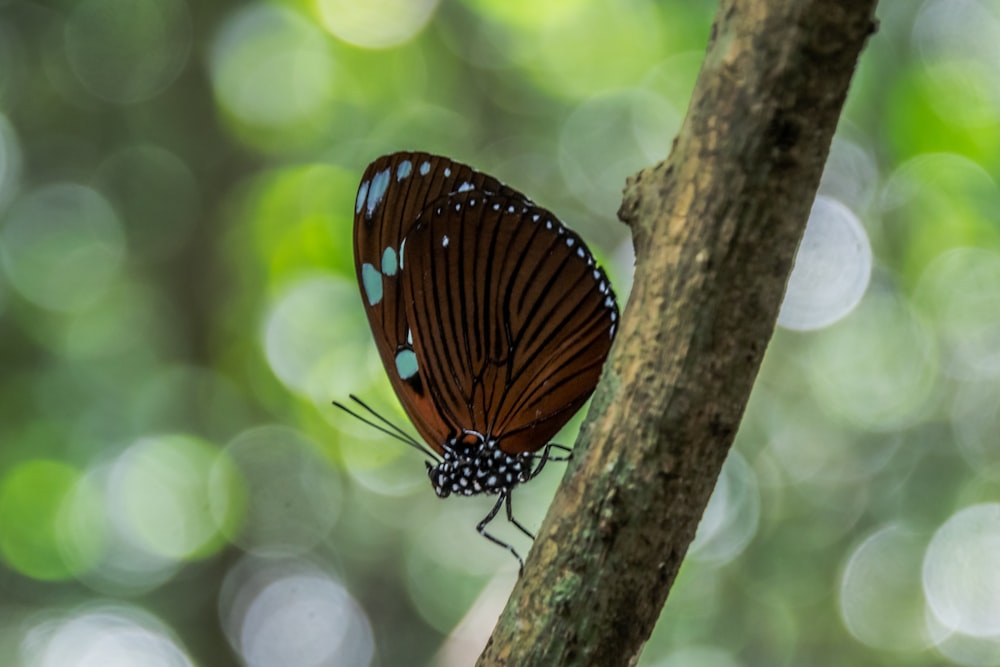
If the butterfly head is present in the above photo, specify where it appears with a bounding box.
[427,432,532,499]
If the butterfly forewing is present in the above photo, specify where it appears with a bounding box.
[353,152,525,452]
[401,190,618,455]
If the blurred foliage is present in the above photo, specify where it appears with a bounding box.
[2,0,1000,666]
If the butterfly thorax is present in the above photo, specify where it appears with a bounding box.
[426,434,531,498]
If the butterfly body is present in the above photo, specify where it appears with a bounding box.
[345,151,618,569]
[426,435,531,499]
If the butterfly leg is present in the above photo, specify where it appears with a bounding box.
[526,443,573,480]
[478,491,525,575]
[504,491,536,541]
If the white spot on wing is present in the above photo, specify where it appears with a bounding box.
[355,180,369,214]
[366,168,391,217]
[442,235,450,248]
[396,160,412,180]
[361,263,382,305]
[395,349,418,379]
[382,246,398,276]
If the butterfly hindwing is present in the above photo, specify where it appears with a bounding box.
[400,190,618,455]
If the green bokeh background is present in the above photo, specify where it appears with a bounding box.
[3,1,1000,665]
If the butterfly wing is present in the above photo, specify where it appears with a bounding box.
[353,152,526,453]
[400,190,619,455]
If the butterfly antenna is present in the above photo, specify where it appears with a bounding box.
[332,395,440,461]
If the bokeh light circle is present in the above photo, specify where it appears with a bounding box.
[217,425,341,555]
[912,0,1000,129]
[209,4,336,135]
[923,503,1000,637]
[21,603,194,667]
[807,287,938,431]
[64,0,191,104]
[559,88,678,217]
[72,464,182,597]
[817,137,879,213]
[0,459,103,581]
[527,0,665,97]
[689,450,759,564]
[838,523,933,652]
[765,405,901,485]
[0,183,125,313]
[107,434,234,561]
[880,153,999,276]
[931,626,1000,667]
[220,556,375,667]
[951,377,1000,479]
[914,247,1000,379]
[317,0,440,49]
[778,195,872,331]
[263,275,375,403]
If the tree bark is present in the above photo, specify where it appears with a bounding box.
[477,1,878,665]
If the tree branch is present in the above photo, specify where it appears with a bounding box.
[477,1,878,665]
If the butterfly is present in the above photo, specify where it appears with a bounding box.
[336,151,618,572]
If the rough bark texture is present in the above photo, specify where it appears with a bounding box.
[477,1,878,665]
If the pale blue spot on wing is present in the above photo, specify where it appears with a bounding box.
[420,161,430,175]
[443,167,451,177]
[396,160,412,181]
[399,237,406,269]
[355,180,369,214]
[457,181,474,193]
[366,168,391,217]
[381,246,398,276]
[362,263,382,305]
[395,349,418,379]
